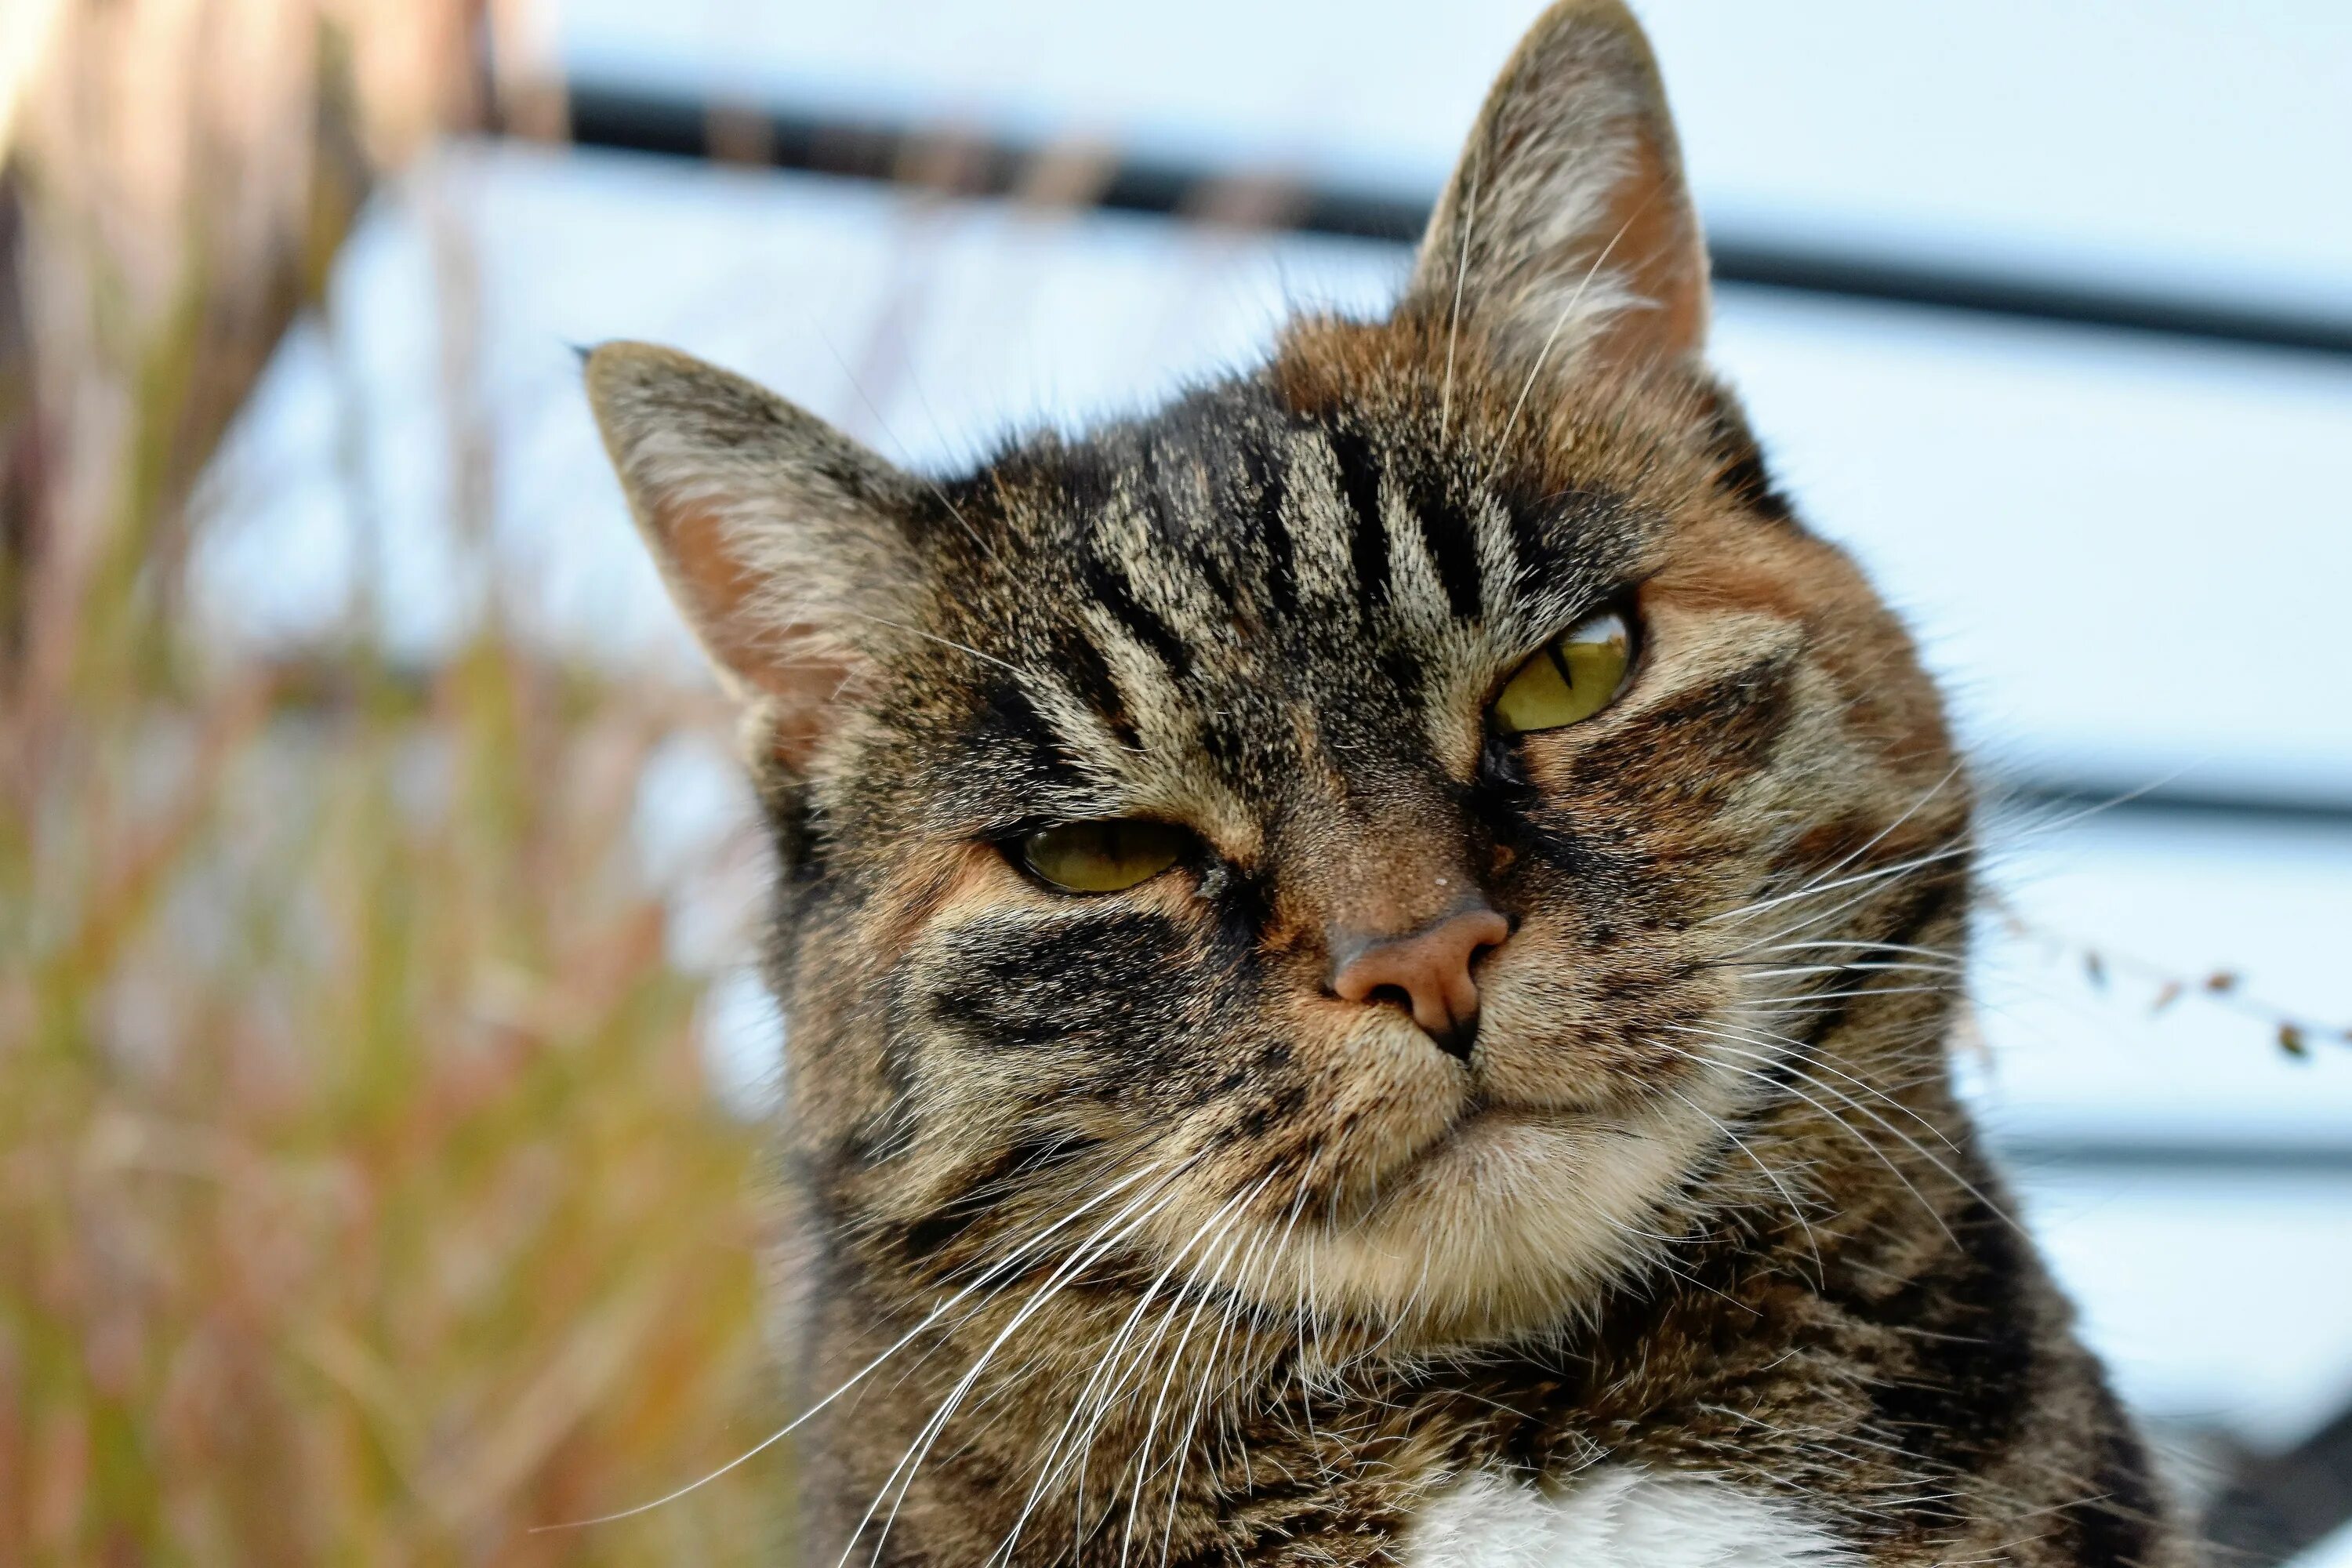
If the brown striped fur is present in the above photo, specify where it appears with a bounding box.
[582,4,2188,1563]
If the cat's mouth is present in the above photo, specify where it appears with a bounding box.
[1415,1094,1623,1167]
[1299,996,1711,1231]
[1323,1089,1653,1230]
[1264,1086,1720,1344]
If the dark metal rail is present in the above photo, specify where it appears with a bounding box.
[559,82,2352,361]
[2207,1405,2352,1567]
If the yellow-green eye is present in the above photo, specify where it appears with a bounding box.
[1490,608,1635,735]
[1019,819,1191,894]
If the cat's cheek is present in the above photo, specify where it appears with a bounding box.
[1131,1002,1474,1280]
[902,907,1207,1067]
[1250,996,1465,1161]
[853,838,1022,960]
[1473,948,1726,1112]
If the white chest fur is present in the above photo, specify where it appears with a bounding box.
[1403,1468,1856,1568]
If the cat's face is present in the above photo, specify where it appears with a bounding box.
[587,1,1968,1348]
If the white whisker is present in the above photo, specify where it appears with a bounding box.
[849,1162,1199,1568]
[1438,161,1480,444]
[534,1159,1170,1533]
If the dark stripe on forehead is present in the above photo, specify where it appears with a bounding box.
[1191,529,1241,615]
[1507,483,1636,593]
[1199,705,1252,777]
[1240,437,1298,617]
[1409,470,1485,622]
[972,676,1088,791]
[1080,546,1194,681]
[1503,493,1557,586]
[1133,440,1174,541]
[1326,425,1391,612]
[1049,625,1141,750]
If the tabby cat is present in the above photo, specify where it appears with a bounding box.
[583,4,2187,1563]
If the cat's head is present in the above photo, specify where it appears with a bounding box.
[586,0,1969,1349]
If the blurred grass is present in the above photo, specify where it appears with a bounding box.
[2,564,790,1566]
[2,4,790,1563]
[1,572,791,1563]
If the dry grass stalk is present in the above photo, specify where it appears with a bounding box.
[2,3,790,1563]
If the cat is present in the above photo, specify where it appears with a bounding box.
[583,2,2189,1563]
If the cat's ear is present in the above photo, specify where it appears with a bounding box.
[1406,0,1708,370]
[584,342,924,768]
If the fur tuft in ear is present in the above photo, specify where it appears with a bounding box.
[1406,0,1708,372]
[583,341,924,770]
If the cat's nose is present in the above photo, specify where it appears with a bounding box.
[1328,905,1511,1059]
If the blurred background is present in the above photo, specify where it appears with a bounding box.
[2,2,2347,1563]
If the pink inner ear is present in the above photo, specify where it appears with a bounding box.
[665,498,852,767]
[1586,133,1708,369]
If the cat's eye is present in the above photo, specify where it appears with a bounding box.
[1019,819,1191,895]
[1490,608,1635,735]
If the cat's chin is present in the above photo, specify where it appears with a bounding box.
[1260,1095,1722,1348]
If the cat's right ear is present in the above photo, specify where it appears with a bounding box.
[1403,0,1708,373]
[583,342,924,770]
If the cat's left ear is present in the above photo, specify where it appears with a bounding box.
[585,342,925,771]
[1405,0,1708,370]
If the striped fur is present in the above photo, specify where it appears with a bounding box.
[583,3,2187,1564]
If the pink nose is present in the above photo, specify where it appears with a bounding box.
[1329,906,1511,1058]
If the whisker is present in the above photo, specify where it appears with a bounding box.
[1176,1181,1290,1533]
[1437,160,1480,445]
[533,1158,1171,1532]
[1737,961,1965,982]
[1710,836,1973,937]
[1656,1031,1958,1247]
[1485,198,1653,484]
[1658,1081,1824,1281]
[989,1177,1255,1566]
[1120,1181,1269,1566]
[842,609,1040,681]
[1690,1018,1962,1149]
[1758,764,1965,909]
[1672,1023,2027,1243]
[850,1162,1200,1568]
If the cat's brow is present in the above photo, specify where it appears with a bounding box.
[935,399,1646,832]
